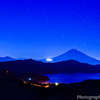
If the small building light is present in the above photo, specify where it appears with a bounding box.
[6,71,9,73]
[23,81,27,84]
[28,78,31,80]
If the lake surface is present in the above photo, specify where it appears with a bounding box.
[43,73,100,83]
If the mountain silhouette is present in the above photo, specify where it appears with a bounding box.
[52,59,100,73]
[42,49,100,65]
[0,59,58,74]
[0,56,15,62]
[0,59,100,74]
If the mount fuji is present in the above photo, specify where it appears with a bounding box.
[41,49,100,65]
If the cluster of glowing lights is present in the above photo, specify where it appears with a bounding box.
[23,81,50,88]
[23,79,59,88]
[30,83,50,88]
[41,82,51,84]
[46,58,53,62]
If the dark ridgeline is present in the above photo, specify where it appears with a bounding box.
[52,60,100,73]
[0,59,58,74]
[41,49,100,65]
[0,59,100,75]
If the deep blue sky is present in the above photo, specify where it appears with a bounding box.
[0,0,100,59]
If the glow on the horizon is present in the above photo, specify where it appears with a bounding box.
[46,58,53,62]
[55,82,59,86]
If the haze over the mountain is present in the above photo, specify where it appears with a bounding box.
[0,56,15,62]
[42,49,100,65]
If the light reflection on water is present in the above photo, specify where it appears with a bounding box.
[43,73,100,83]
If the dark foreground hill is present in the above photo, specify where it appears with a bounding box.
[0,59,58,74]
[0,69,100,100]
[0,59,100,74]
[0,68,49,83]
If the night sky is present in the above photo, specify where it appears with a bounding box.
[0,0,100,59]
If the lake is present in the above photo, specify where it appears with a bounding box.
[43,73,100,83]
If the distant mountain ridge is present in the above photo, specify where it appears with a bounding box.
[1,49,100,65]
[41,49,100,65]
[0,56,15,62]
[0,56,27,62]
[0,59,100,74]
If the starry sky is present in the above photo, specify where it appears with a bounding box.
[0,0,100,59]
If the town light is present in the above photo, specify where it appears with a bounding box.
[28,78,31,80]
